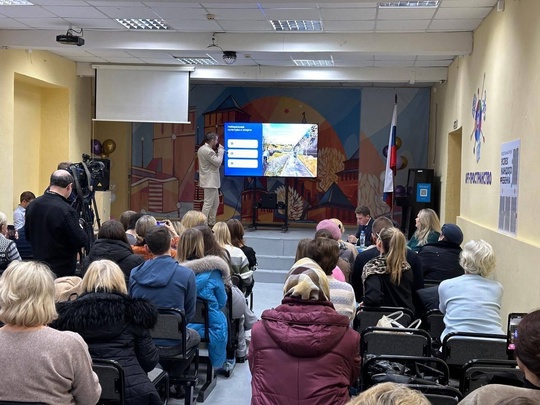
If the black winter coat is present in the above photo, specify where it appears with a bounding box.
[52,292,161,405]
[82,239,144,282]
[417,240,464,282]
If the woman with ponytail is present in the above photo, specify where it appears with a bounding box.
[361,227,415,313]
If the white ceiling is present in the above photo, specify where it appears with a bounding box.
[0,0,499,85]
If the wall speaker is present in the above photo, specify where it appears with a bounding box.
[497,0,505,12]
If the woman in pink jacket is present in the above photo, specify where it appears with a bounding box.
[248,258,360,405]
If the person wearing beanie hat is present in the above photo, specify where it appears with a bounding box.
[316,220,356,282]
[248,258,360,405]
[417,223,465,282]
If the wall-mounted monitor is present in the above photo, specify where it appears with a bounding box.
[224,122,318,178]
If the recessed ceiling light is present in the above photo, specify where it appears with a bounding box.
[174,56,218,66]
[293,59,334,67]
[0,0,33,4]
[270,20,322,31]
[115,18,172,30]
[379,1,440,8]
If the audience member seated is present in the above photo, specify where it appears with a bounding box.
[248,259,360,405]
[0,261,101,404]
[53,259,162,405]
[120,210,137,245]
[346,382,430,405]
[407,208,441,252]
[305,238,356,323]
[213,221,253,294]
[439,239,504,341]
[362,227,416,314]
[352,217,423,303]
[0,211,21,274]
[418,223,465,282]
[82,219,144,283]
[177,228,229,369]
[181,210,207,229]
[132,215,177,260]
[226,218,257,271]
[297,237,345,282]
[129,226,200,352]
[195,224,257,361]
[458,310,540,404]
[330,217,358,260]
[125,212,144,245]
[316,219,355,281]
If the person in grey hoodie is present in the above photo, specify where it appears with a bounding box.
[129,225,199,351]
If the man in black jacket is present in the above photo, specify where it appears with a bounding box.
[25,170,88,277]
[417,223,464,282]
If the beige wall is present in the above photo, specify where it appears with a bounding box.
[430,0,540,318]
[0,49,92,219]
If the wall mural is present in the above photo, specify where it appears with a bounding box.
[471,73,488,163]
[129,86,429,227]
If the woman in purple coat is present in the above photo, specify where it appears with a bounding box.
[248,258,360,405]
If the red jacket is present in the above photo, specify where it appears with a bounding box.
[248,298,360,405]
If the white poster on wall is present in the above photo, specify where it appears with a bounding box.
[498,139,520,235]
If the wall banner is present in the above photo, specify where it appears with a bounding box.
[498,139,520,235]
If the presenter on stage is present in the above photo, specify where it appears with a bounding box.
[197,132,225,227]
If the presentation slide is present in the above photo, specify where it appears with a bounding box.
[224,122,318,178]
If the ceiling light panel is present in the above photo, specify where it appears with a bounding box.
[293,59,334,67]
[0,0,33,5]
[174,56,218,65]
[115,18,172,30]
[379,1,439,7]
[270,20,322,31]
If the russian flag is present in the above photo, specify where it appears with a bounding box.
[383,96,398,207]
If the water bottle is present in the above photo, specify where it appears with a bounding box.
[359,230,366,248]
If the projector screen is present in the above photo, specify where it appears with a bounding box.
[224,122,318,178]
[93,65,192,123]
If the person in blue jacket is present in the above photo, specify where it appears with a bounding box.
[177,227,229,368]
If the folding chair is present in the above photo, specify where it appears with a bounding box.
[361,326,432,358]
[406,385,463,405]
[441,331,507,382]
[92,358,125,405]
[151,308,200,405]
[423,309,445,346]
[355,306,414,334]
[460,359,524,396]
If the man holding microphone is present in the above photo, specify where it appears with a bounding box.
[197,132,225,226]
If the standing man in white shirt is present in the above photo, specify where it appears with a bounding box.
[13,191,35,231]
[197,132,224,226]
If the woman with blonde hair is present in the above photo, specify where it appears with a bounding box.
[362,227,415,313]
[408,208,441,252]
[212,221,253,293]
[53,259,161,405]
[181,210,207,229]
[346,382,429,405]
[177,228,230,368]
[438,239,504,341]
[0,261,101,404]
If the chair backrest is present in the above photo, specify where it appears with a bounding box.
[361,327,432,358]
[424,309,445,342]
[191,299,211,344]
[442,332,508,367]
[460,359,524,396]
[151,307,196,358]
[355,306,414,334]
[406,384,463,405]
[92,358,125,405]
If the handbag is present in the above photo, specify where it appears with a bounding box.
[376,312,422,334]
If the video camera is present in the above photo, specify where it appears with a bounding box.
[69,153,105,203]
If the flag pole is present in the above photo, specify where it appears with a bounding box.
[391,94,397,222]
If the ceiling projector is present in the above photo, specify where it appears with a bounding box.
[56,34,84,46]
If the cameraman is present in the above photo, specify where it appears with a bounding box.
[25,170,89,278]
